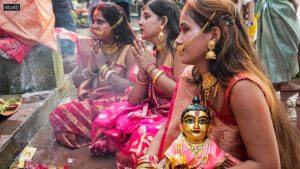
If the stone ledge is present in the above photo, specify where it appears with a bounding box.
[0,69,76,169]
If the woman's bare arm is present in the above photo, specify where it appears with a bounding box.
[229,80,280,169]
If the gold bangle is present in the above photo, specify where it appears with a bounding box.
[101,67,110,77]
[99,74,106,83]
[152,70,164,85]
[99,64,108,75]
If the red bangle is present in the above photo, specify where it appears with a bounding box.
[149,66,158,77]
[136,72,149,84]
[145,63,158,73]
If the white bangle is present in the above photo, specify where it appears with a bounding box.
[82,68,90,79]
[105,70,116,80]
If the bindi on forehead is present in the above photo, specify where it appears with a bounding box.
[195,111,200,116]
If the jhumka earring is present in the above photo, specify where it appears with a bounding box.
[205,40,216,59]
[158,25,165,43]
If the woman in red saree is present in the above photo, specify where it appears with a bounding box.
[49,2,136,148]
[89,0,186,168]
[143,0,299,169]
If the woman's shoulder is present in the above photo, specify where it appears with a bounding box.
[227,72,264,90]
[227,72,269,103]
[181,65,195,79]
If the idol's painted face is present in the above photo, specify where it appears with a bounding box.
[182,110,210,144]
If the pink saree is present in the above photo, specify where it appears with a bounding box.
[90,54,174,168]
[49,45,131,148]
[158,66,269,162]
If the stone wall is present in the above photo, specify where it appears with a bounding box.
[0,42,64,94]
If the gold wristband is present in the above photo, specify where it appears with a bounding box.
[101,67,110,77]
[152,70,164,85]
[99,64,108,75]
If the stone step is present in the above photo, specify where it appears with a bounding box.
[0,69,76,169]
[9,85,117,168]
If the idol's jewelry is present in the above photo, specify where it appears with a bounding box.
[94,16,123,36]
[158,25,165,43]
[153,70,164,85]
[182,134,204,157]
[182,134,210,168]
[205,40,216,59]
[177,11,216,54]
[156,42,166,53]
[201,72,218,106]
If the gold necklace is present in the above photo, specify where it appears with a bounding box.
[201,72,217,107]
[182,134,204,157]
[182,134,210,168]
[102,42,119,56]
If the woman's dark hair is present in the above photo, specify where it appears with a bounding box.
[90,2,135,45]
[181,96,211,123]
[146,0,180,53]
[185,0,299,168]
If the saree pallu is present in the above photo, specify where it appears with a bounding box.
[0,29,31,64]
[159,66,270,162]
[49,45,131,148]
[255,0,300,83]
[90,61,174,168]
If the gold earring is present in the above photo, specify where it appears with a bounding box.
[158,25,165,43]
[205,40,216,59]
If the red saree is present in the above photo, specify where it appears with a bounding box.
[49,45,131,148]
[90,54,174,168]
[159,66,269,162]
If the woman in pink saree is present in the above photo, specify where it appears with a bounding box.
[89,0,186,168]
[143,0,299,169]
[49,2,136,148]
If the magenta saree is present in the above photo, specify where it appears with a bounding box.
[49,45,131,148]
[90,54,174,168]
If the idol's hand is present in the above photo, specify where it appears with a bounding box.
[132,39,157,74]
[89,40,107,72]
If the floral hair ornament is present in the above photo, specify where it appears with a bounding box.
[176,11,216,54]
